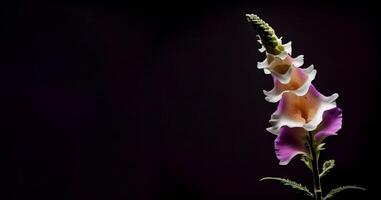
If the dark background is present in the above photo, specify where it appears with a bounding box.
[1,1,378,199]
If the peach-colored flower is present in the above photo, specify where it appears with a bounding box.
[246,14,342,165]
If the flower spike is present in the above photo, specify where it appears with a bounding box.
[245,13,366,200]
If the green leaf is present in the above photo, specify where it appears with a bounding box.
[301,155,312,171]
[317,143,326,151]
[324,185,366,200]
[260,177,313,197]
[319,160,335,178]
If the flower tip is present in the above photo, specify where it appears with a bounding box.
[246,14,284,55]
[245,14,259,22]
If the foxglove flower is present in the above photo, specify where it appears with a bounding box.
[246,14,341,164]
[246,14,366,200]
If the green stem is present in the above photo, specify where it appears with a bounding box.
[307,131,322,200]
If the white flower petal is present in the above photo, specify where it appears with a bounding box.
[256,35,262,44]
[263,88,282,103]
[259,45,266,53]
[264,68,271,74]
[266,127,279,135]
[292,55,304,68]
[302,64,314,73]
[257,58,272,74]
[257,58,268,69]
[283,41,292,55]
[267,116,304,135]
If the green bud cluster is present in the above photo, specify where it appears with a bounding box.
[246,14,284,55]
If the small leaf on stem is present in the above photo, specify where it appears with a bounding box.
[319,160,335,178]
[317,143,326,151]
[324,186,367,200]
[260,177,313,197]
[301,155,312,170]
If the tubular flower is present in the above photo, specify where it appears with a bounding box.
[246,14,342,165]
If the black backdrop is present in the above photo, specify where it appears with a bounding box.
[1,1,378,200]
